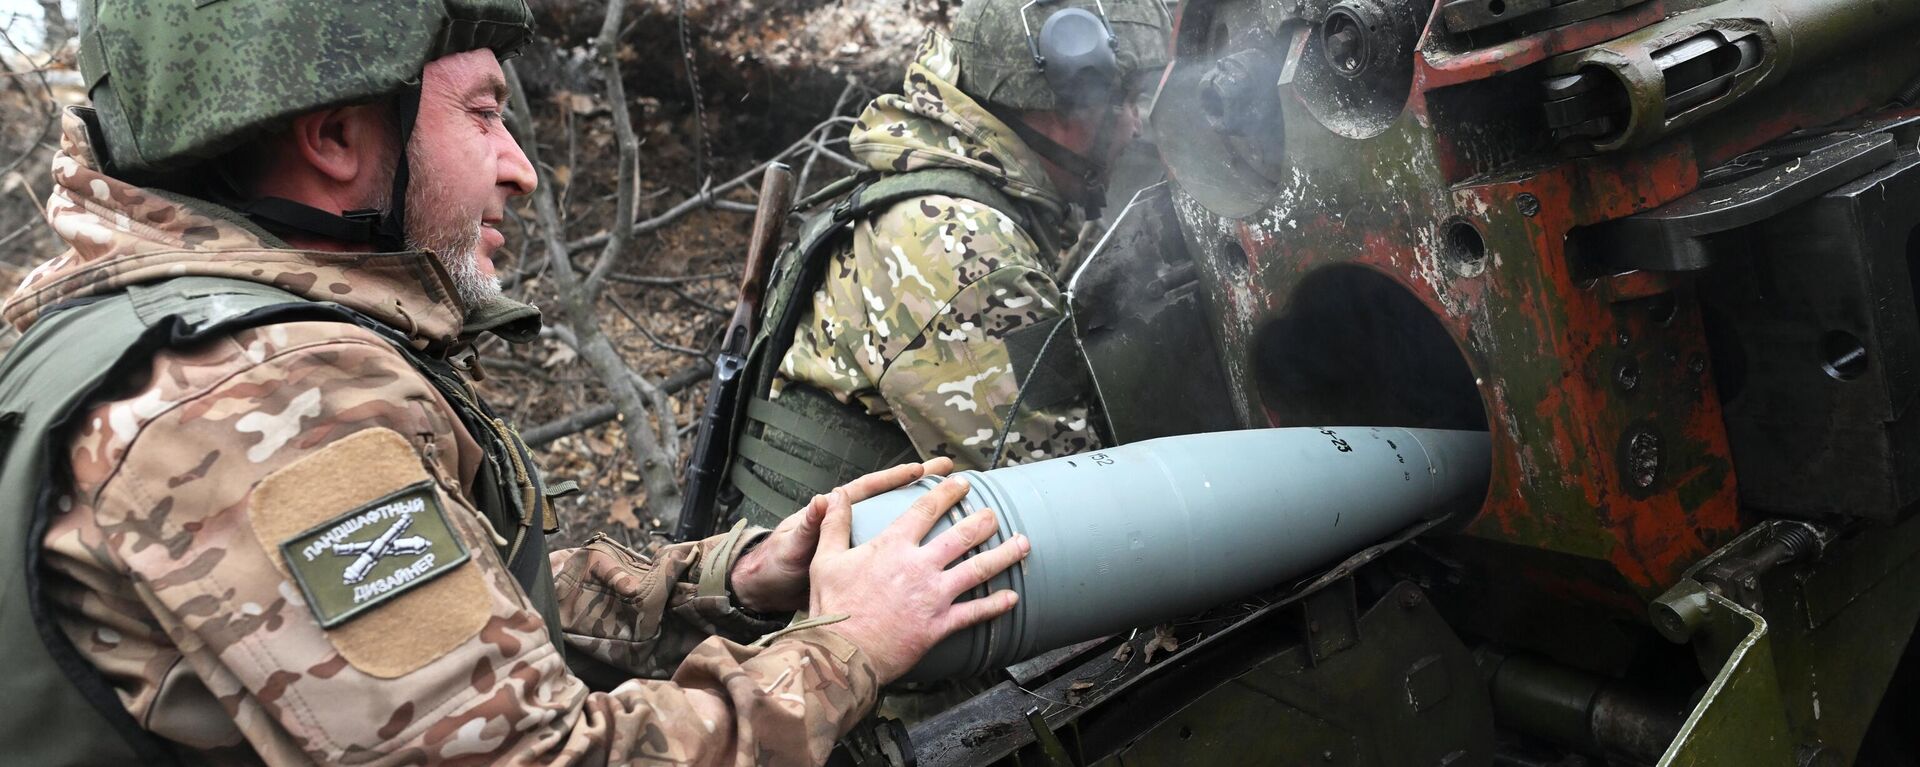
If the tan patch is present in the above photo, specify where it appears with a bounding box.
[249,428,488,678]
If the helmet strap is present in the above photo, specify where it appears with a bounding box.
[213,84,420,250]
[232,197,385,243]
[988,101,1112,212]
[374,81,422,252]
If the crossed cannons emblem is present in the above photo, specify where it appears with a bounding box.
[332,516,433,584]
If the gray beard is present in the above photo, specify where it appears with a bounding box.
[411,220,500,308]
[367,166,503,309]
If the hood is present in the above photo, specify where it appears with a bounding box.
[848,31,1067,219]
[3,107,473,351]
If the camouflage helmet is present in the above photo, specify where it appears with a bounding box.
[951,0,1171,113]
[78,0,534,176]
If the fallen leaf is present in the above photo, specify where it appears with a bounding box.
[543,345,577,368]
[1143,624,1180,664]
[608,500,641,529]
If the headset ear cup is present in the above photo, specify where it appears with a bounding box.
[1037,7,1120,108]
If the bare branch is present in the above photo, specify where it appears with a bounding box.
[505,54,686,525]
[808,136,864,172]
[606,291,705,358]
[595,273,733,317]
[606,271,732,286]
[0,221,36,254]
[799,103,865,195]
[631,356,684,470]
[12,180,46,220]
[522,360,712,447]
[793,78,865,199]
[664,285,729,317]
[0,26,61,183]
[795,121,830,201]
[498,250,548,292]
[561,118,851,255]
[581,0,644,300]
[37,0,71,51]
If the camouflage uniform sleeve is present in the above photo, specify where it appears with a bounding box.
[547,529,788,679]
[67,323,876,765]
[806,194,1102,468]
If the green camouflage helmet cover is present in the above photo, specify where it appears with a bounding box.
[77,0,534,175]
[950,0,1171,112]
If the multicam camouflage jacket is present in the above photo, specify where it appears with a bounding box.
[2,109,877,765]
[774,31,1104,469]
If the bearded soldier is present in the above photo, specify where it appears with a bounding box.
[724,0,1172,528]
[0,1,1027,764]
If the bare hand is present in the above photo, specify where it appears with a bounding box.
[808,472,1031,684]
[731,458,959,613]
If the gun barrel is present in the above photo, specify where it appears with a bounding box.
[851,426,1490,681]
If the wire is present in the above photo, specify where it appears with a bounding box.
[985,181,1169,468]
[989,311,1072,469]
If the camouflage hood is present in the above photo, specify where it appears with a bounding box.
[849,31,1067,219]
[2,108,469,350]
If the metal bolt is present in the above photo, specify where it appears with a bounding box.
[1197,48,1282,138]
[1614,360,1640,392]
[1617,331,1631,348]
[1689,355,1707,374]
[1321,10,1368,77]
[1323,750,1337,762]
[1742,576,1759,589]
[1626,429,1661,489]
[1400,589,1424,608]
[1325,29,1361,73]
[1516,193,1540,217]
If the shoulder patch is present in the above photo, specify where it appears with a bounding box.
[280,482,470,627]
[250,427,491,678]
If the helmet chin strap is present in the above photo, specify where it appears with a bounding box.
[988,99,1117,214]
[373,81,421,252]
[220,84,419,252]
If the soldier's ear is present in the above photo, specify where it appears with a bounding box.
[285,104,395,189]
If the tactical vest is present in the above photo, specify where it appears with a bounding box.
[0,276,565,765]
[723,169,1040,528]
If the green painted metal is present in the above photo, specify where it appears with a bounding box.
[1095,582,1495,766]
[1652,515,1920,765]
[1656,582,1797,766]
[1770,517,1920,762]
[1545,0,1920,152]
